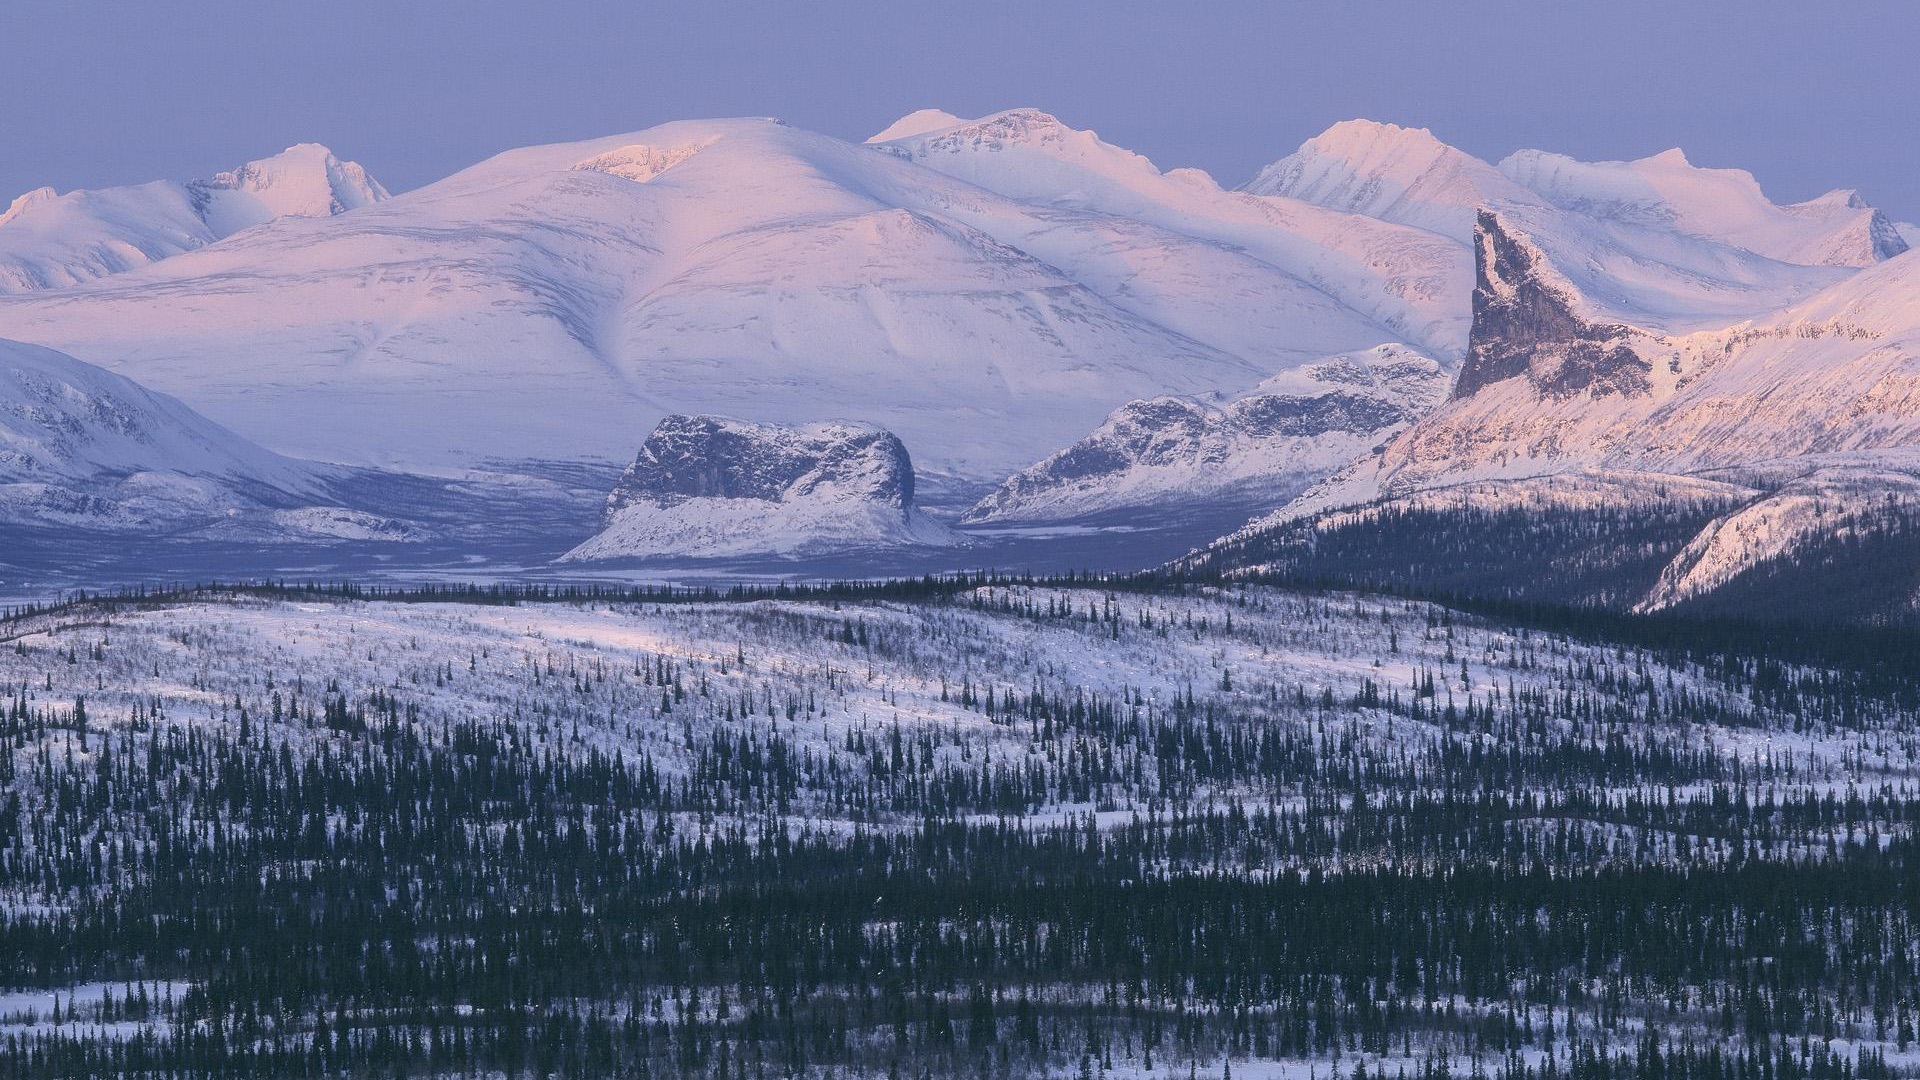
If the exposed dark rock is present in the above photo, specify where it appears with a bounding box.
[1456,210,1652,401]
[963,346,1448,524]
[606,415,915,521]
[1232,391,1412,438]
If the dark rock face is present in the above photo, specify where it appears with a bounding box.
[1231,391,1412,438]
[1456,210,1652,401]
[1007,389,1421,491]
[1867,208,1910,263]
[605,415,916,522]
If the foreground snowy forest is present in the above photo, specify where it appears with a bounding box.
[1,580,1918,1079]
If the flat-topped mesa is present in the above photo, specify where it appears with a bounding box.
[562,415,961,561]
[605,415,914,512]
[1455,210,1650,400]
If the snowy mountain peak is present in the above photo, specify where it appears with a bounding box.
[1456,210,1649,400]
[1301,119,1453,161]
[195,142,389,223]
[1498,146,1905,266]
[928,107,1074,141]
[1795,188,1869,212]
[1245,118,1530,238]
[870,106,1188,219]
[866,109,965,143]
[0,187,57,227]
[0,142,391,293]
[964,343,1448,525]
[874,107,1135,163]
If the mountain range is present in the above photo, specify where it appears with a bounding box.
[0,109,1916,616]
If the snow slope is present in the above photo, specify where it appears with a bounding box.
[560,415,963,560]
[1636,463,1920,611]
[0,336,344,530]
[0,144,387,292]
[964,344,1446,524]
[1499,147,1907,268]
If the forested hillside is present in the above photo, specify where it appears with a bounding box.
[0,583,1916,1078]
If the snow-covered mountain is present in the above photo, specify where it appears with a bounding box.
[1247,121,1896,334]
[0,111,1910,583]
[0,144,387,293]
[1314,210,1920,504]
[872,109,1472,358]
[1497,147,1907,268]
[1199,201,1920,615]
[0,336,375,533]
[560,415,963,561]
[963,344,1445,524]
[0,112,1475,480]
[1251,120,1908,271]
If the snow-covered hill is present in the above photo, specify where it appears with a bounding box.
[0,144,387,293]
[963,344,1445,524]
[560,415,963,561]
[0,336,370,532]
[1635,462,1920,612]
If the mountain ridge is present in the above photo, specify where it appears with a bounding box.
[0,143,387,293]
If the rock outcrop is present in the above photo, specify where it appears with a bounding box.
[963,346,1447,524]
[561,416,963,560]
[1455,211,1652,400]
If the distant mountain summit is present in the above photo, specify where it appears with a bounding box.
[1245,119,1528,238]
[561,415,963,561]
[0,144,387,293]
[1497,146,1907,267]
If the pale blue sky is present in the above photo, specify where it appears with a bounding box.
[7,1,1917,219]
